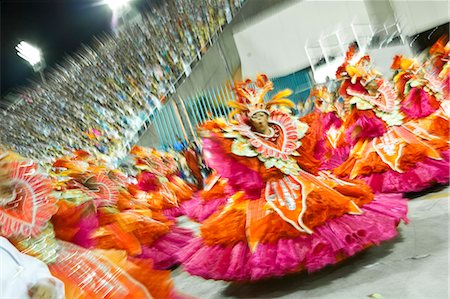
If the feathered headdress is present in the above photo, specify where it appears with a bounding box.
[429,35,449,73]
[309,85,332,105]
[309,85,331,100]
[390,55,417,71]
[336,43,358,79]
[228,74,295,123]
[429,35,448,58]
[308,85,343,114]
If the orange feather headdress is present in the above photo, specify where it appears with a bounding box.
[429,35,448,58]
[429,35,449,73]
[336,43,358,79]
[390,55,417,71]
[228,74,295,123]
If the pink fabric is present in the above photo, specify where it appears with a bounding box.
[181,188,232,222]
[313,112,346,168]
[179,194,408,281]
[139,227,194,269]
[345,113,386,145]
[72,213,99,248]
[163,206,185,219]
[203,137,264,199]
[322,112,342,132]
[137,172,159,192]
[364,150,450,193]
[401,87,437,119]
[346,81,367,95]
[313,138,327,162]
[320,146,351,171]
[71,215,194,269]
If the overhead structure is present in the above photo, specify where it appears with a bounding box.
[305,21,407,83]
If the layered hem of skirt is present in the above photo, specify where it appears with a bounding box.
[179,194,408,281]
[181,192,229,222]
[363,150,450,193]
[139,227,194,269]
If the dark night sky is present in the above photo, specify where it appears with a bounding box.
[0,0,151,95]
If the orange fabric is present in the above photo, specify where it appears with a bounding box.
[94,211,170,249]
[295,147,321,175]
[428,115,449,140]
[167,176,194,202]
[337,109,385,147]
[199,119,374,247]
[211,134,285,182]
[334,134,441,178]
[49,245,151,299]
[126,257,175,299]
[245,198,268,250]
[94,249,175,299]
[201,208,247,246]
[94,222,142,255]
[247,207,303,243]
[201,176,373,246]
[116,189,152,211]
[293,172,369,229]
[333,180,374,206]
[52,201,96,242]
[405,113,449,150]
[297,112,322,174]
[200,178,227,201]
[335,150,388,178]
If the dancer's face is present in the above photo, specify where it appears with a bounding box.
[250,112,269,134]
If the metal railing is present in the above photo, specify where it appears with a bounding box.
[150,68,314,149]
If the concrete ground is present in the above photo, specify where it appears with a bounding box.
[173,186,449,299]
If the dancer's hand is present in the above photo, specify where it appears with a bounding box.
[29,280,58,299]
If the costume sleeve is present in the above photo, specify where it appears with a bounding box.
[294,113,322,174]
[202,134,265,200]
[344,109,387,145]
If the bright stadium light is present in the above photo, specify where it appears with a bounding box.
[16,41,46,83]
[16,41,42,67]
[105,0,132,10]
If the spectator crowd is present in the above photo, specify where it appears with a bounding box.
[0,0,245,164]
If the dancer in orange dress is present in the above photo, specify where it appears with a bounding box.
[179,75,408,281]
[50,150,193,270]
[181,170,235,222]
[131,146,193,218]
[333,45,449,193]
[300,85,347,170]
[0,150,170,299]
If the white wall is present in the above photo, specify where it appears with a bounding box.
[234,0,449,79]
[233,0,371,78]
[390,0,449,35]
[367,44,413,76]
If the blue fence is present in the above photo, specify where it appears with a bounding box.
[268,69,313,105]
[150,68,314,149]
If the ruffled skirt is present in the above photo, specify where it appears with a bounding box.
[179,194,407,281]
